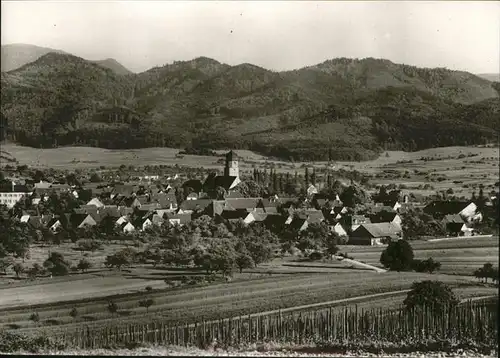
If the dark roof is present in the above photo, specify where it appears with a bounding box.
[224,198,260,211]
[352,223,401,238]
[179,199,213,211]
[424,201,473,216]
[182,179,203,193]
[370,211,398,223]
[220,209,249,220]
[443,214,464,224]
[203,174,238,191]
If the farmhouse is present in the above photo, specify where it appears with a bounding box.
[424,200,478,222]
[442,214,473,236]
[349,223,402,246]
[0,182,32,208]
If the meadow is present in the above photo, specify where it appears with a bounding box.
[340,236,499,276]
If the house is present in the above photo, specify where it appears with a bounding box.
[111,184,139,198]
[166,212,192,226]
[119,221,135,233]
[70,213,97,230]
[46,217,63,232]
[133,217,153,231]
[331,222,348,237]
[244,211,268,225]
[0,182,32,208]
[178,199,214,214]
[342,215,371,232]
[369,211,402,229]
[349,223,402,246]
[442,214,473,236]
[424,201,478,222]
[224,198,261,212]
[306,184,318,197]
[86,198,105,208]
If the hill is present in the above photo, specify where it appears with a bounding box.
[90,58,133,75]
[1,44,133,75]
[478,73,500,82]
[1,43,68,72]
[1,53,499,161]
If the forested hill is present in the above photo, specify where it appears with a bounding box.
[1,53,499,161]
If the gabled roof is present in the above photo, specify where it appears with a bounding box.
[203,173,239,191]
[179,199,213,211]
[443,214,465,224]
[370,211,399,223]
[220,209,249,220]
[424,201,474,215]
[166,212,192,225]
[224,198,261,211]
[352,223,401,238]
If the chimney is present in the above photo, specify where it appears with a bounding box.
[11,181,15,192]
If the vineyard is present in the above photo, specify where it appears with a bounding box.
[11,299,497,353]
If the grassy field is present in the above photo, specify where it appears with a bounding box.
[0,270,486,335]
[0,236,497,337]
[341,237,499,276]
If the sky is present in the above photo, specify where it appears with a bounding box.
[1,1,499,74]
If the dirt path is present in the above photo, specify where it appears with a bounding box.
[334,256,387,273]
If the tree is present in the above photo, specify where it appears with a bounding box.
[215,186,227,200]
[403,280,459,312]
[412,258,441,274]
[13,263,24,278]
[0,257,14,274]
[107,301,118,316]
[77,258,92,273]
[89,172,102,183]
[104,249,135,270]
[324,234,340,258]
[27,263,44,279]
[29,312,40,325]
[474,263,495,283]
[138,298,154,313]
[236,253,254,273]
[43,252,70,276]
[70,307,78,319]
[380,240,414,271]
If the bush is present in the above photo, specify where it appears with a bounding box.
[0,331,66,353]
[412,258,441,274]
[403,280,459,312]
[309,251,323,261]
[380,240,414,271]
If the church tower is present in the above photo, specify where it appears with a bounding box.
[224,150,239,178]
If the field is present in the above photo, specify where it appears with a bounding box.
[2,143,498,196]
[0,235,497,335]
[341,236,499,276]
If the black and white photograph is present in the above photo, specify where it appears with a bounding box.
[0,0,498,356]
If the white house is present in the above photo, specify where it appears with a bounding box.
[332,222,348,237]
[0,182,32,208]
[86,198,105,208]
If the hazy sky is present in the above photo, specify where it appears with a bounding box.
[1,1,499,74]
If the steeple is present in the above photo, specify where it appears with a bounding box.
[224,150,239,178]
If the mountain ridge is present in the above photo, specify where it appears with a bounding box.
[1,43,133,75]
[1,51,498,161]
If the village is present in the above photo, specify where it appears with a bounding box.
[1,150,497,249]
